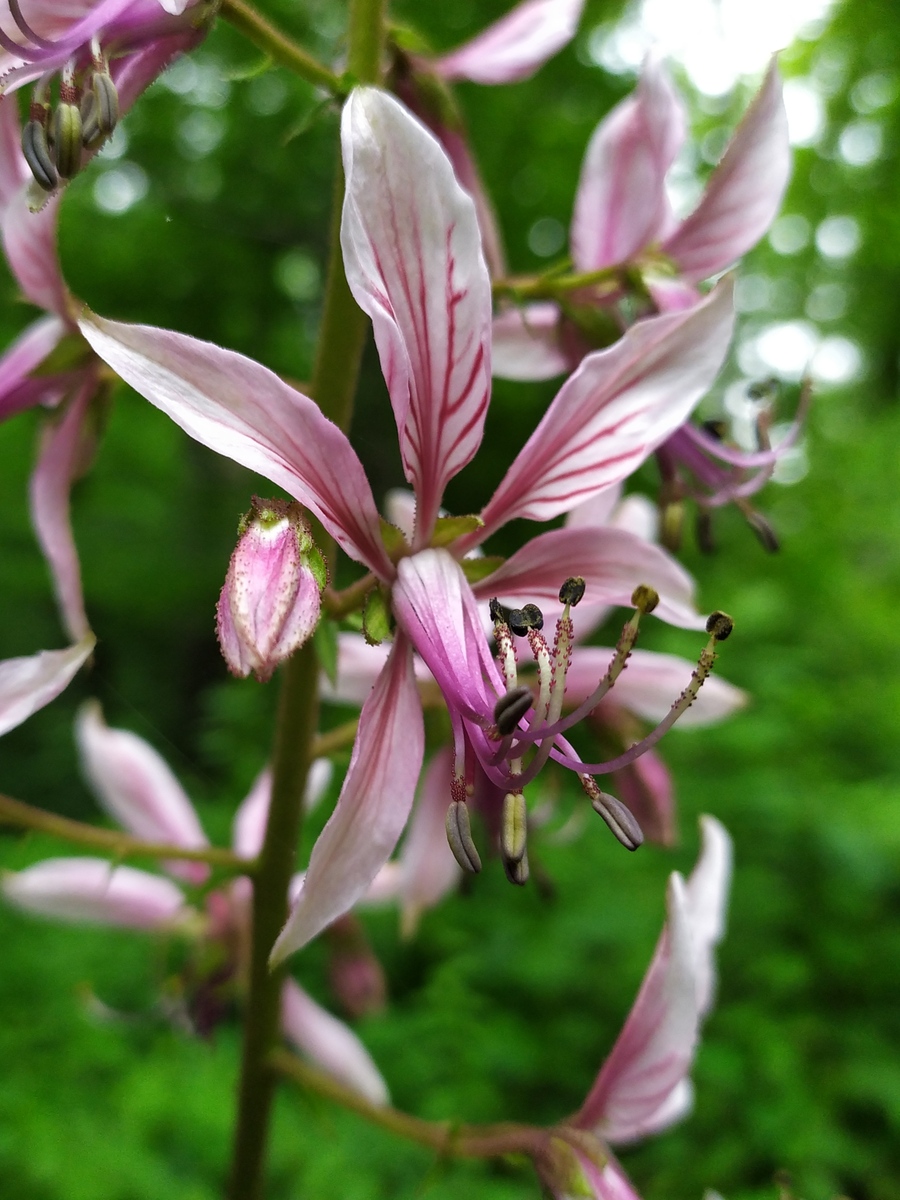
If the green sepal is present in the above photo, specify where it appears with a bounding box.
[379,518,409,562]
[460,555,505,585]
[362,586,392,646]
[314,618,339,688]
[430,513,483,547]
[304,544,328,594]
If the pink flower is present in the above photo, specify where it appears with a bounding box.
[490,56,797,544]
[2,703,389,1105]
[78,86,735,961]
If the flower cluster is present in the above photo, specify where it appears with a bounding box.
[0,5,796,1196]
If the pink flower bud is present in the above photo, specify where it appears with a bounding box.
[216,498,326,682]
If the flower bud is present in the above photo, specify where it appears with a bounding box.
[216,498,326,682]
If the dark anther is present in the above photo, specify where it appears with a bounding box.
[445,801,482,874]
[493,686,533,736]
[706,610,734,641]
[631,584,660,614]
[746,510,780,553]
[507,603,543,637]
[590,791,644,852]
[489,597,506,624]
[559,576,586,607]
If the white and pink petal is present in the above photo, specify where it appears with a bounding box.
[434,0,585,85]
[0,636,94,737]
[476,280,735,540]
[2,857,189,929]
[77,315,393,579]
[341,88,492,543]
[270,634,424,963]
[280,977,389,1105]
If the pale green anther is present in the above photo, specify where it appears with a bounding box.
[445,801,482,874]
[501,791,527,865]
[91,71,119,136]
[52,103,83,179]
[21,118,57,192]
[80,92,101,149]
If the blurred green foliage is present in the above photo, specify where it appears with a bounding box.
[1,0,899,1198]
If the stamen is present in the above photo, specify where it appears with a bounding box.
[514,584,659,748]
[52,61,83,180]
[559,611,735,775]
[21,99,56,192]
[507,603,543,637]
[580,776,644,851]
[558,576,585,606]
[445,800,482,874]
[501,791,528,866]
[493,686,533,736]
[503,845,529,886]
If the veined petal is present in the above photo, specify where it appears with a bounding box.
[397,747,460,937]
[393,549,502,721]
[477,280,734,540]
[0,636,94,737]
[576,818,732,1143]
[568,649,746,728]
[435,0,585,84]
[270,634,424,963]
[2,857,188,929]
[280,978,389,1105]
[571,57,685,272]
[76,700,209,884]
[662,60,790,282]
[77,315,392,578]
[29,375,95,644]
[576,872,698,1144]
[341,88,492,543]
[0,315,67,419]
[492,304,570,381]
[471,526,703,629]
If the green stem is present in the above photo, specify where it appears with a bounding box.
[219,0,345,96]
[227,644,320,1200]
[0,793,252,873]
[226,2,386,1193]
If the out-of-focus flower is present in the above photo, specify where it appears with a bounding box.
[0,635,94,736]
[79,86,736,960]
[540,816,732,1199]
[1,703,388,1105]
[491,58,797,547]
[217,497,326,682]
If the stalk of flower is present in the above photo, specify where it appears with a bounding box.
[77,86,738,961]
[490,56,800,549]
[1,701,389,1105]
